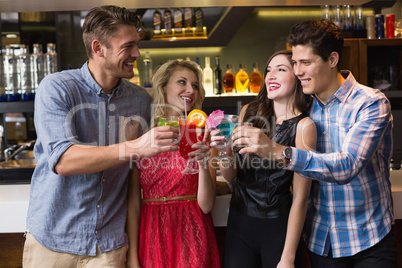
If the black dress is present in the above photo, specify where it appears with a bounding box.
[224,113,308,268]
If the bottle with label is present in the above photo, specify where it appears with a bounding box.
[223,64,235,94]
[194,7,204,33]
[236,63,249,94]
[3,45,18,101]
[173,8,183,35]
[30,44,45,99]
[203,56,213,96]
[45,43,58,76]
[143,51,153,91]
[183,7,193,34]
[214,56,222,95]
[17,44,32,101]
[129,61,141,85]
[153,9,162,36]
[163,8,173,35]
[249,63,263,93]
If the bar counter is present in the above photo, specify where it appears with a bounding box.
[1,170,402,233]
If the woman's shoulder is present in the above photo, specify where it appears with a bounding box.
[296,116,317,149]
[297,116,316,133]
[298,115,315,126]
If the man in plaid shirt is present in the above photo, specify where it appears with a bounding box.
[235,19,397,267]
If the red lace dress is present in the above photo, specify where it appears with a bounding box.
[136,151,220,268]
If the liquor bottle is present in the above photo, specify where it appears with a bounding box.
[3,45,18,101]
[343,5,352,30]
[30,43,45,99]
[183,7,193,34]
[354,6,363,30]
[143,51,153,91]
[236,63,249,94]
[223,64,235,94]
[194,7,204,33]
[163,8,173,35]
[45,43,58,76]
[332,5,343,29]
[214,56,222,95]
[137,20,149,40]
[249,63,263,93]
[173,8,183,34]
[203,56,213,96]
[129,61,141,85]
[153,9,162,36]
[17,44,32,101]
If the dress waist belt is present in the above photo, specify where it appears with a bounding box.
[142,195,197,202]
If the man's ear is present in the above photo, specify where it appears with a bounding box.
[329,52,339,68]
[92,40,103,57]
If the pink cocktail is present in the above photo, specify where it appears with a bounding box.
[179,116,199,174]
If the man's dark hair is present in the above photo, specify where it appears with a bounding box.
[287,19,344,69]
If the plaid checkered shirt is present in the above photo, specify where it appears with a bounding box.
[289,71,394,258]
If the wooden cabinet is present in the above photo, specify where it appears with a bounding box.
[341,38,402,100]
[342,39,402,162]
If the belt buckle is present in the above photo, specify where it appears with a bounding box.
[162,197,167,202]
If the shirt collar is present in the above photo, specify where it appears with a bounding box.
[80,61,122,97]
[332,70,356,103]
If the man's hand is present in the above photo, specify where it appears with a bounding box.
[126,125,179,159]
[232,125,285,161]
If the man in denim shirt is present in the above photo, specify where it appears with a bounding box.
[23,6,179,267]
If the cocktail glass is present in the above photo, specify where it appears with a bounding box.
[179,116,199,174]
[215,114,239,161]
[157,116,180,146]
[157,116,180,128]
[232,121,253,152]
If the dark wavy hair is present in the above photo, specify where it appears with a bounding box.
[287,19,344,70]
[82,5,141,59]
[242,50,311,136]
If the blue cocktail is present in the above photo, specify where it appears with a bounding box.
[216,114,238,161]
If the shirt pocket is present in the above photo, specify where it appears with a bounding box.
[120,116,140,142]
[329,115,354,151]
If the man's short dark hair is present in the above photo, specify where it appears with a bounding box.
[287,19,344,69]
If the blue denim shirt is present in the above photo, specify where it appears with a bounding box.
[26,62,152,256]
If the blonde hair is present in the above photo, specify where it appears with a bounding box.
[151,59,205,126]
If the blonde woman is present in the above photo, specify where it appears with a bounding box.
[126,60,220,268]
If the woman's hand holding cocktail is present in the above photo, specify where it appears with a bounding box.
[208,128,233,156]
[187,141,211,164]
